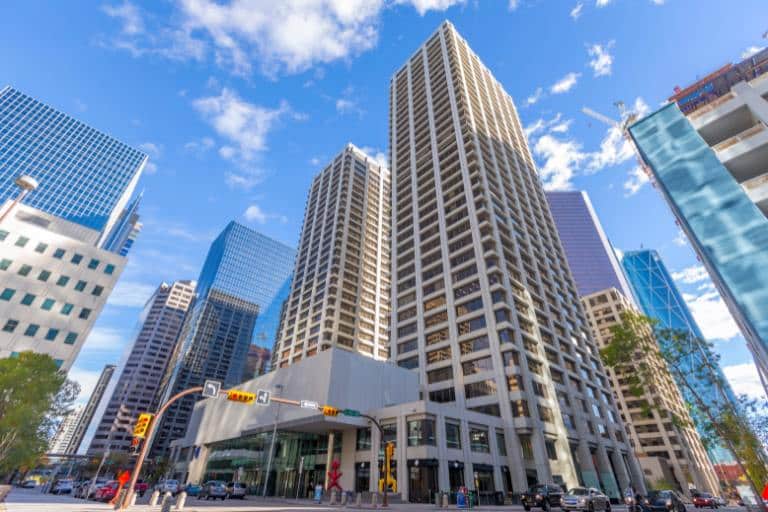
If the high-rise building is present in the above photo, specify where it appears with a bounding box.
[63,364,116,454]
[88,281,195,456]
[628,52,768,394]
[0,204,126,370]
[151,223,294,457]
[389,21,642,495]
[272,144,391,368]
[0,86,147,245]
[49,405,83,455]
[582,288,719,495]
[101,194,143,257]
[242,344,271,381]
[545,191,634,299]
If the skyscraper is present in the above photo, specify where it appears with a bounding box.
[63,364,116,455]
[389,21,642,495]
[88,281,195,456]
[628,55,768,394]
[49,405,84,455]
[151,223,294,457]
[272,144,391,368]
[545,191,634,299]
[0,86,147,244]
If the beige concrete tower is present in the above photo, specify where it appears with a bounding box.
[582,288,720,495]
[389,21,644,496]
[272,144,391,367]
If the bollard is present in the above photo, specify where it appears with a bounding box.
[356,493,362,507]
[435,492,441,507]
[149,490,160,506]
[371,492,378,507]
[160,491,173,512]
[442,492,449,509]
[330,489,337,505]
[130,492,137,507]
[341,491,348,506]
[175,491,187,510]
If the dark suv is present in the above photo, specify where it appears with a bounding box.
[522,484,565,511]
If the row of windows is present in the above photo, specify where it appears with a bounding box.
[2,319,78,344]
[0,230,116,274]
[0,288,93,319]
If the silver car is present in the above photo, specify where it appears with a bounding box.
[561,487,611,512]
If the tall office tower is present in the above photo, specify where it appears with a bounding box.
[389,22,642,495]
[545,191,634,299]
[88,281,196,455]
[629,49,768,394]
[272,144,391,368]
[0,86,147,246]
[621,249,739,463]
[582,289,719,495]
[49,405,83,454]
[0,204,125,370]
[102,195,143,257]
[151,223,294,457]
[63,364,116,454]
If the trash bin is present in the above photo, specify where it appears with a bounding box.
[495,491,505,506]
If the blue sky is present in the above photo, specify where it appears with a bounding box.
[1,0,766,404]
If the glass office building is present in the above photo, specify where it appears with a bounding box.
[621,249,738,462]
[0,86,146,241]
[151,222,295,457]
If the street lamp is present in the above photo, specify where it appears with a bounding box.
[0,174,39,223]
[262,383,283,497]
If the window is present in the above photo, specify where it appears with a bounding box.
[545,440,558,461]
[407,418,436,446]
[61,303,74,316]
[15,236,29,247]
[79,308,92,320]
[37,270,51,282]
[41,298,55,311]
[465,379,497,398]
[462,356,493,375]
[70,253,83,265]
[520,434,534,460]
[56,276,70,286]
[2,320,19,333]
[356,428,371,451]
[0,288,15,301]
[0,259,11,270]
[469,426,490,453]
[34,242,48,253]
[45,328,59,341]
[24,324,39,337]
[88,258,100,270]
[92,285,104,297]
[446,421,461,449]
[74,280,87,291]
[427,366,453,383]
[18,264,32,276]
[398,356,419,369]
[53,248,65,259]
[104,263,116,275]
[511,399,530,418]
[429,387,455,403]
[507,375,524,392]
[20,293,35,306]
[0,229,7,241]
[496,430,507,456]
[539,405,555,423]
[64,332,78,345]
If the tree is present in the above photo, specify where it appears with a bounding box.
[600,311,768,511]
[0,352,80,479]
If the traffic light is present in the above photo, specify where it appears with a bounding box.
[227,390,256,404]
[133,413,153,438]
[322,405,340,416]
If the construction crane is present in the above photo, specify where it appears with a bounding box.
[581,103,638,132]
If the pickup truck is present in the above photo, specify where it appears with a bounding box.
[521,484,565,511]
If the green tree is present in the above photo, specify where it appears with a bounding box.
[0,352,80,479]
[600,311,768,511]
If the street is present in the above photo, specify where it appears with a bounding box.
[0,488,749,512]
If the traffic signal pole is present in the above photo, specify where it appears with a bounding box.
[360,414,389,508]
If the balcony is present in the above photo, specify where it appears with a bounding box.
[742,172,768,217]
[718,122,768,183]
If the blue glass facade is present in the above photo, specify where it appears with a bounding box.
[101,194,142,256]
[0,86,146,236]
[621,249,738,462]
[629,103,768,394]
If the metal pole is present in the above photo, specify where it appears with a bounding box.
[262,384,283,497]
[0,188,27,224]
[361,414,387,508]
[86,450,109,500]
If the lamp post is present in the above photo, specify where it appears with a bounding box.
[261,383,283,497]
[361,414,390,508]
[0,175,39,223]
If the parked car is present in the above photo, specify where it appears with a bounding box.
[135,480,149,497]
[521,484,565,511]
[642,490,687,512]
[199,480,227,500]
[20,480,37,488]
[561,487,611,512]
[77,478,108,499]
[93,481,119,502]
[155,479,180,495]
[184,483,202,497]
[694,493,718,509]
[226,482,247,499]
[714,497,727,507]
[50,479,74,495]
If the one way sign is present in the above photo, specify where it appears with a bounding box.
[255,389,271,406]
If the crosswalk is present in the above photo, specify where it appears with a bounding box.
[4,488,112,512]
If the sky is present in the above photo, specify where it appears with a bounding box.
[1,0,766,406]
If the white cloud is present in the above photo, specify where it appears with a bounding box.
[570,2,583,19]
[550,119,573,133]
[68,367,105,405]
[673,229,688,247]
[335,87,365,117]
[524,119,546,138]
[107,280,157,308]
[243,204,288,224]
[184,137,215,154]
[138,142,162,174]
[397,0,465,15]
[508,0,520,10]
[623,166,649,196]
[80,327,127,351]
[524,87,544,107]
[525,113,572,139]
[587,97,648,173]
[723,363,767,401]
[682,288,741,341]
[550,72,581,94]
[671,264,709,285]
[742,46,765,59]
[595,0,612,6]
[309,157,322,166]
[101,1,144,35]
[587,41,614,77]
[359,145,388,169]
[533,134,587,191]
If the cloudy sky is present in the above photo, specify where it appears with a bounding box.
[1,0,765,405]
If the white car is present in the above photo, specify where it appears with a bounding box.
[51,479,74,495]
[156,479,180,495]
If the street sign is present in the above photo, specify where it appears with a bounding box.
[202,379,222,398]
[300,400,319,410]
[255,389,271,406]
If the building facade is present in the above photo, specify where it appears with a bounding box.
[389,21,642,496]
[49,405,83,455]
[545,191,634,300]
[63,364,116,454]
[628,67,768,395]
[88,281,196,456]
[242,344,271,381]
[582,288,719,495]
[0,86,147,243]
[151,223,293,457]
[0,203,125,370]
[272,144,391,368]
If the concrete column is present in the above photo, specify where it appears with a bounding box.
[594,444,619,500]
[733,81,768,126]
[608,449,631,495]
[531,429,553,484]
[461,420,474,490]
[624,452,647,494]
[325,432,335,491]
[504,426,528,492]
[435,414,450,492]
[339,428,356,492]
[489,429,504,493]
[370,425,381,493]
[577,441,600,489]
[396,415,408,501]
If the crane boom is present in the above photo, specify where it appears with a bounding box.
[581,107,619,128]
